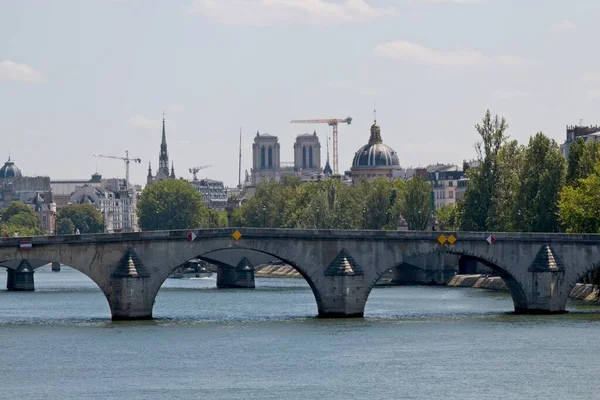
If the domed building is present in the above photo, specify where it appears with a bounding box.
[350,120,401,183]
[0,158,22,179]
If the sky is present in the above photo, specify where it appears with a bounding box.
[1,0,600,188]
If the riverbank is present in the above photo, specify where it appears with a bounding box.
[448,274,600,303]
[255,265,302,279]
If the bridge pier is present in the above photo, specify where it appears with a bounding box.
[6,260,35,291]
[108,250,153,320]
[317,251,367,318]
[216,258,255,289]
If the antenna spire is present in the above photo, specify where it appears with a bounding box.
[374,101,377,122]
[238,127,243,189]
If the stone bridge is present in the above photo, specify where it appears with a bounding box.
[1,228,600,320]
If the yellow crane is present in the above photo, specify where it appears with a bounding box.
[290,117,352,175]
[93,150,141,190]
[189,165,212,181]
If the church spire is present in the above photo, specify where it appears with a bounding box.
[147,162,153,186]
[159,113,169,174]
[170,161,175,179]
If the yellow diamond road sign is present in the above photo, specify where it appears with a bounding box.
[437,234,447,245]
[232,230,242,241]
[447,234,457,245]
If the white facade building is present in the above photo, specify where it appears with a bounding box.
[69,179,138,232]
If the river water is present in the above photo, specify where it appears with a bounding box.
[1,267,600,399]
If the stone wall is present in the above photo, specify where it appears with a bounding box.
[447,274,600,303]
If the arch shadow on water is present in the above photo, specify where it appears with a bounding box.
[150,248,318,322]
[366,250,529,316]
[0,260,111,324]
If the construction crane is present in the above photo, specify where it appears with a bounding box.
[189,165,212,181]
[93,150,141,190]
[290,117,352,175]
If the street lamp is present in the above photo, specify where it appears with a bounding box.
[316,207,320,229]
[0,216,2,238]
[155,211,159,231]
[101,211,106,234]
[262,206,267,228]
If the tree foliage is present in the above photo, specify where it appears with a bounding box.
[232,178,424,230]
[459,110,509,231]
[0,201,41,236]
[404,176,430,230]
[137,179,209,230]
[559,171,600,233]
[56,218,75,235]
[514,133,565,232]
[57,204,104,234]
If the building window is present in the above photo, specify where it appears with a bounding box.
[302,146,307,169]
[449,191,454,199]
[268,146,273,169]
[261,147,266,169]
[449,181,453,187]
[309,146,313,168]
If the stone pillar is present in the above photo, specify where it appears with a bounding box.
[216,258,255,289]
[108,249,153,320]
[51,261,61,272]
[234,258,255,288]
[317,249,367,318]
[6,260,35,291]
[520,244,568,314]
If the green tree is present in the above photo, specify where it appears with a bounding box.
[559,173,600,233]
[403,175,431,230]
[0,201,41,236]
[515,133,566,232]
[490,140,525,231]
[57,204,104,233]
[566,138,585,185]
[137,179,208,230]
[459,110,509,231]
[206,209,229,228]
[56,218,75,235]
[436,204,458,231]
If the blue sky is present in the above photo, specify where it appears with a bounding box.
[2,0,599,187]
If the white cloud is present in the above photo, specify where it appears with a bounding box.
[186,0,395,26]
[582,72,600,83]
[126,115,161,129]
[589,90,600,100]
[0,60,46,84]
[358,87,377,96]
[494,89,531,100]
[552,19,576,32]
[167,103,185,113]
[373,41,533,67]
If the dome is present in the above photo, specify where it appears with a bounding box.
[0,158,22,179]
[351,121,400,168]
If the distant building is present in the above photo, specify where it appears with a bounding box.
[251,132,282,186]
[426,169,465,210]
[51,172,104,209]
[560,125,600,159]
[147,116,176,186]
[0,158,56,233]
[350,119,401,183]
[191,178,228,210]
[294,131,322,177]
[69,178,138,232]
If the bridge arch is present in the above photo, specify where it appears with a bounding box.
[0,257,112,317]
[145,245,324,319]
[367,249,528,314]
